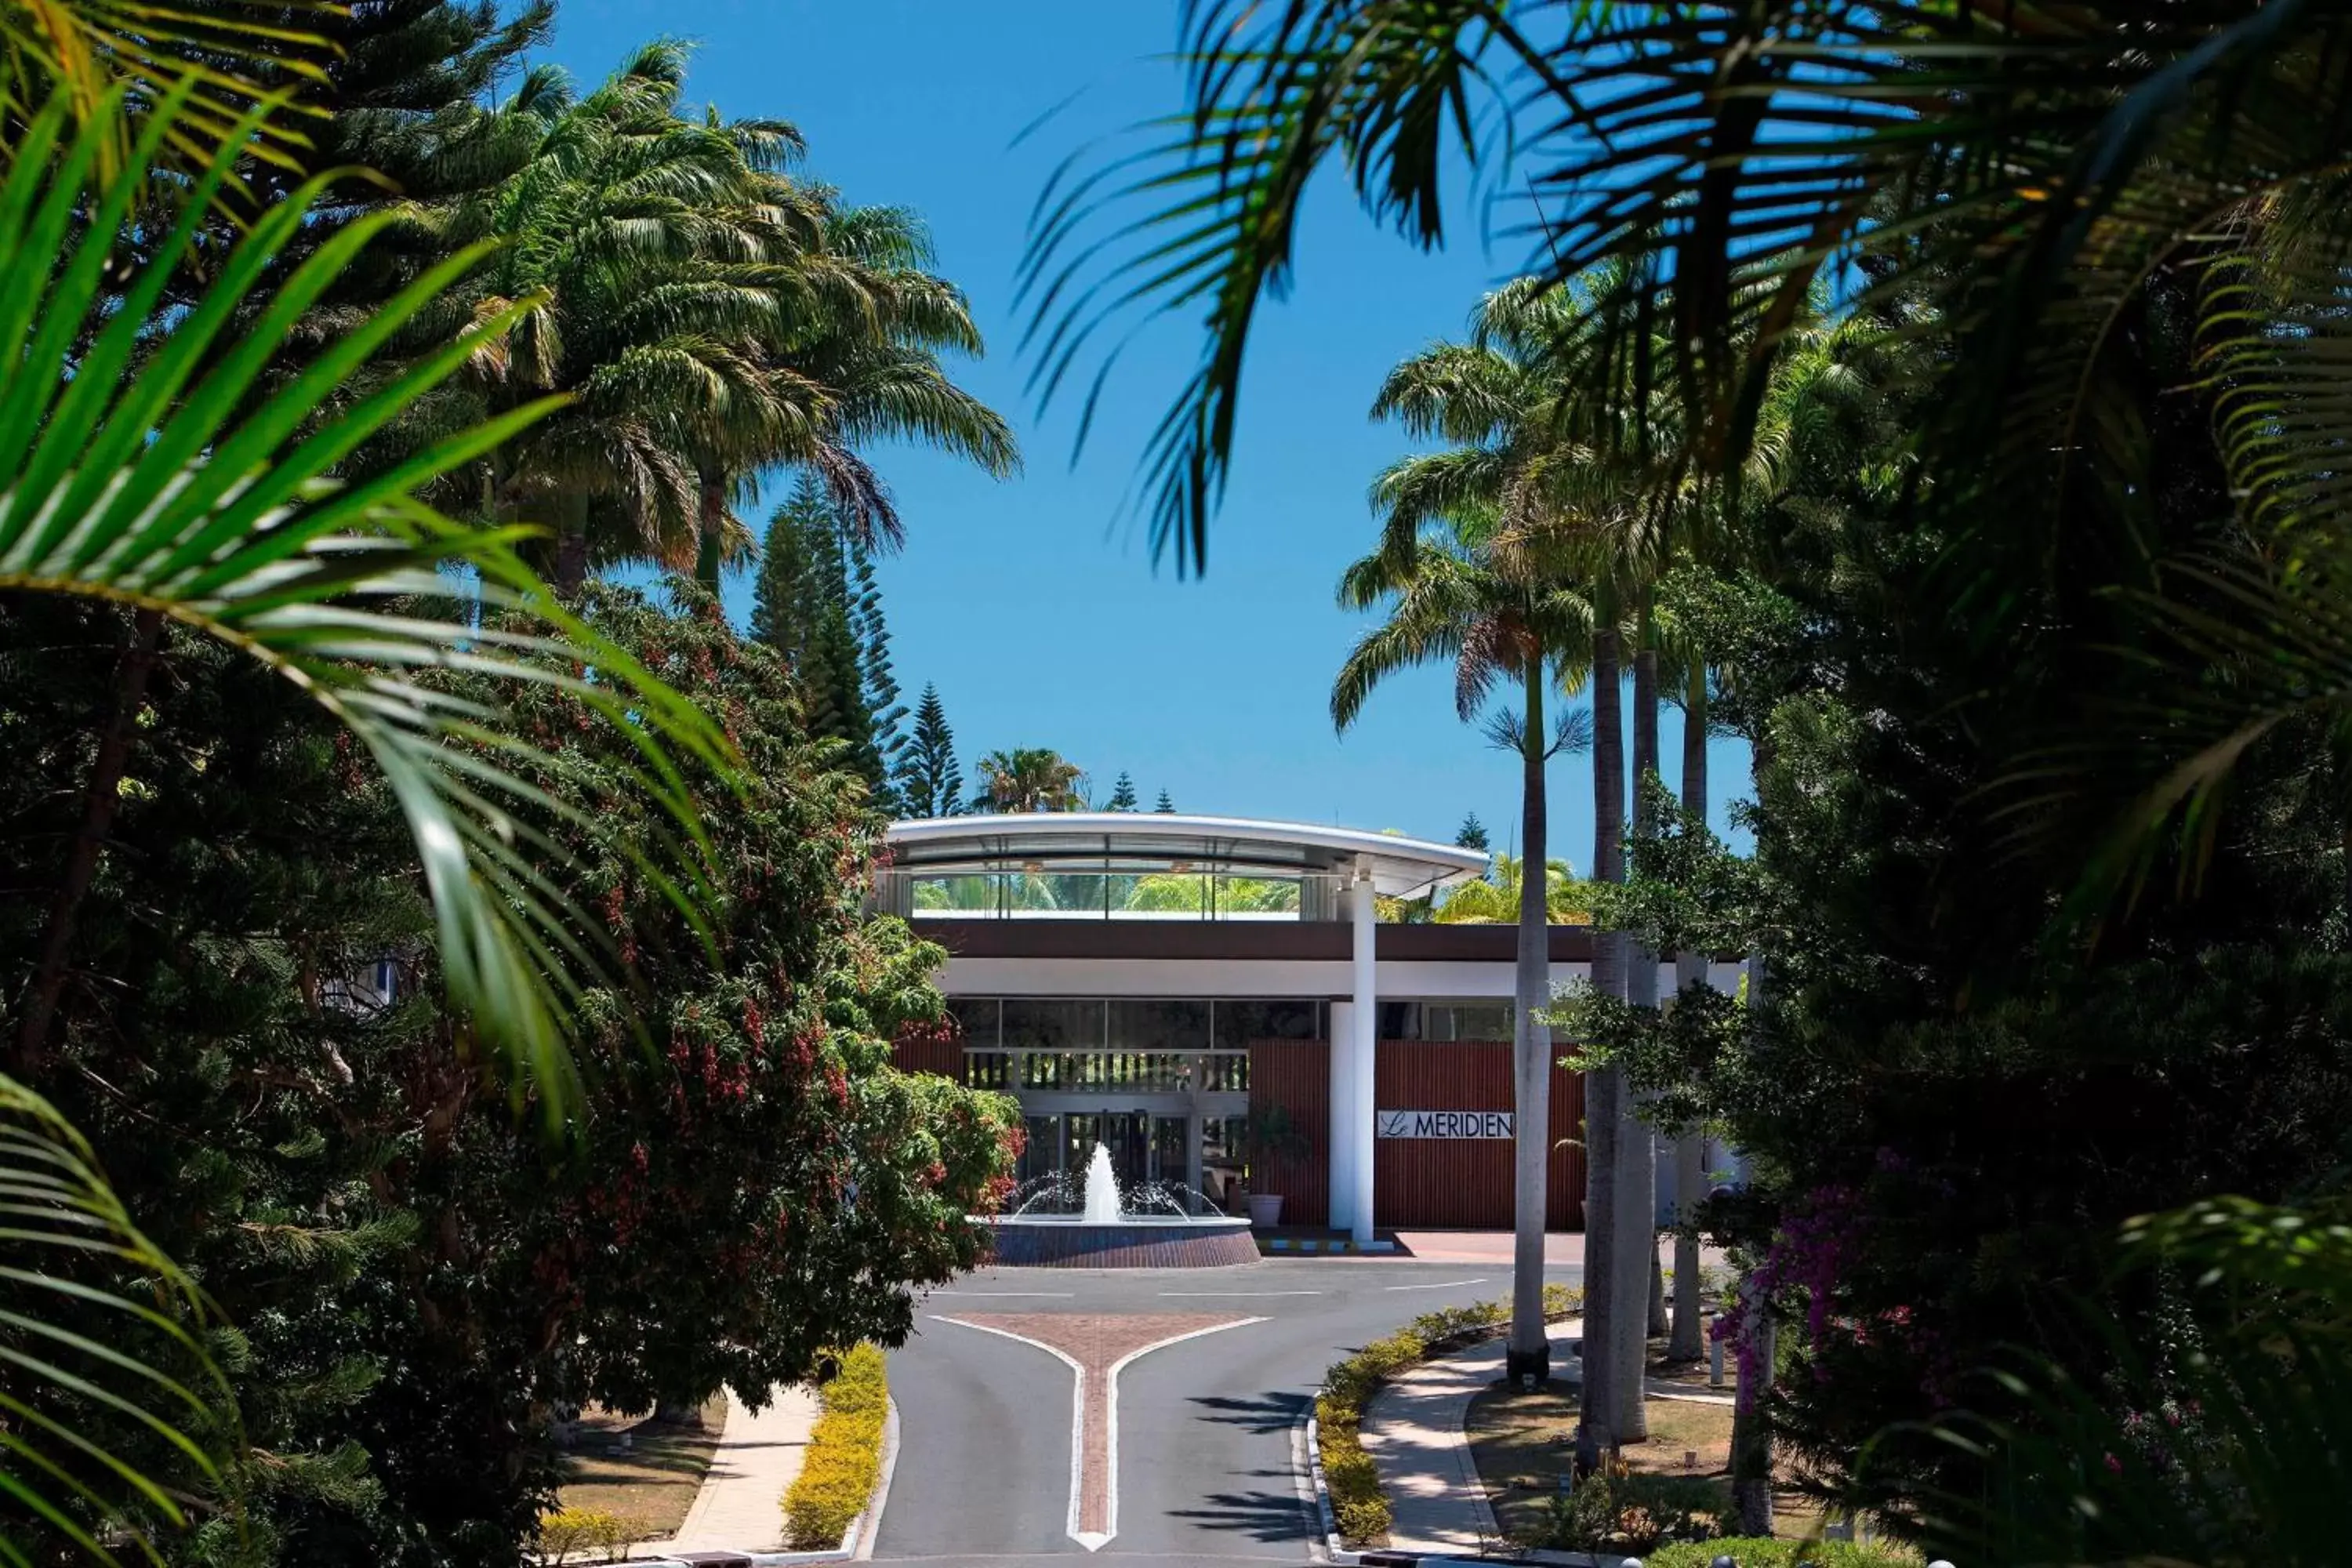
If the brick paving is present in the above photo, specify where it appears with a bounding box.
[947,1312,1250,1542]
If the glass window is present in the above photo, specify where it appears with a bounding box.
[1198,1053,1249,1091]
[1018,1115,1061,1188]
[1212,875,1301,916]
[965,1050,1013,1089]
[1003,999,1104,1053]
[1216,1000,1321,1046]
[1432,1001,1513,1041]
[1109,999,1210,1053]
[946,997,999,1049]
[1200,1114,1247,1213]
[1376,1001,1420,1040]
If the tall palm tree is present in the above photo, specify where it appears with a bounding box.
[978,748,1087,812]
[1027,0,2352,884]
[1334,511,1590,1386]
[445,45,1014,593]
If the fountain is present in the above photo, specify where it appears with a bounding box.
[982,1142,1258,1268]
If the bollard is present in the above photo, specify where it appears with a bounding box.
[1709,1321,1726,1388]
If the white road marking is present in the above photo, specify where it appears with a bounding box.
[1098,1319,1266,1552]
[1381,1276,1491,1290]
[1156,1289,1323,1297]
[935,1317,1088,1547]
[935,1314,1265,1554]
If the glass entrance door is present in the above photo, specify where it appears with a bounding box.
[1054,1112,1200,1211]
[1063,1112,1147,1196]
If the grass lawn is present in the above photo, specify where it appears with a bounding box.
[553,1395,731,1541]
[1467,1379,1822,1546]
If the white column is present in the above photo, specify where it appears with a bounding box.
[1327,1001,1355,1232]
[1349,862,1377,1243]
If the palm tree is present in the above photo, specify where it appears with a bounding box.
[446,45,1014,593]
[1027,0,2352,887]
[0,86,730,1562]
[978,748,1087,812]
[1334,511,1590,1386]
[1434,855,1591,925]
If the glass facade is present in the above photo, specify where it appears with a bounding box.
[1375,999,1515,1041]
[891,869,1345,920]
[956,996,1318,1216]
[953,995,1512,1216]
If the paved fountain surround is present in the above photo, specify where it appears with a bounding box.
[982,1143,1259,1268]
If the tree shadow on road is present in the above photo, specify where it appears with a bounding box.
[1186,1390,1306,1436]
[1163,1468,1316,1544]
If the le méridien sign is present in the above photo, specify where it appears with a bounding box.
[1376,1109,1512,1140]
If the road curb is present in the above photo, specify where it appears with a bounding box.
[1301,1414,1362,1566]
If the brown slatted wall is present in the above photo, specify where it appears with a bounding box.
[1373,1041,1586,1229]
[1249,1037,1584,1232]
[1245,1037,1330,1226]
[891,1031,965,1079]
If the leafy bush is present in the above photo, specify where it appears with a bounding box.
[1537,1465,1730,1553]
[535,1505,644,1563]
[782,1345,889,1548]
[1646,1537,1916,1568]
[1316,1287,1584,1547]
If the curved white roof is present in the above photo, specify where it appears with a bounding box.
[884,812,1490,898]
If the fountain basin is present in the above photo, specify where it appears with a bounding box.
[982,1213,1258,1269]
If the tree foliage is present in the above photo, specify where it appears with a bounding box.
[895,684,964,818]
[2,584,1018,1565]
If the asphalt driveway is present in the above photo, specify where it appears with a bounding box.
[869,1257,1583,1568]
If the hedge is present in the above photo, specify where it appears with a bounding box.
[534,1505,644,1564]
[1646,1537,1918,1568]
[781,1344,889,1549]
[1316,1283,1582,1548]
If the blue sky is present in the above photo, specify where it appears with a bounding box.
[555,0,1752,858]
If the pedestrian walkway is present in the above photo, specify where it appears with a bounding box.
[656,1384,821,1555]
[1359,1319,1583,1555]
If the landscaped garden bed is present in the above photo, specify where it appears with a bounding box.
[541,1394,731,1555]
[1314,1284,1582,1548]
[1468,1373,1851,1554]
[782,1344,890,1548]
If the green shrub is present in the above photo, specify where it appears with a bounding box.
[1536,1468,1730,1553]
[781,1345,889,1549]
[1313,1287,1584,1548]
[1646,1536,1918,1568]
[534,1505,644,1564]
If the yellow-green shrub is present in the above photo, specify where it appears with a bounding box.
[1314,1286,1582,1548]
[782,1345,889,1549]
[535,1505,644,1563]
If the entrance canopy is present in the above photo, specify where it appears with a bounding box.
[884,812,1489,900]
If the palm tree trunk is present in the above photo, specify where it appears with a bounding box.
[1613,633,1661,1439]
[552,492,590,597]
[1668,662,1710,1361]
[1577,621,1625,1468]
[13,608,164,1073]
[1730,1276,1777,1533]
[1507,659,1554,1384]
[694,475,726,596]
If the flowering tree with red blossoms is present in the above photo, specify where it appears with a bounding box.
[3,581,1018,1565]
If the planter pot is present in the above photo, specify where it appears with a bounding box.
[1246,1192,1285,1228]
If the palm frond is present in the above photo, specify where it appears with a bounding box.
[0,1071,225,1566]
[0,87,735,1120]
